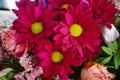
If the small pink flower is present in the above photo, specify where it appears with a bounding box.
[29,67,43,79]
[20,54,33,71]
[14,67,43,80]
[80,61,115,80]
[1,29,28,58]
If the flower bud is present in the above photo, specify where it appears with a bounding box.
[102,24,119,43]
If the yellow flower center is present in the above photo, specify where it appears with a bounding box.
[70,24,83,37]
[61,4,68,9]
[51,51,63,63]
[31,22,43,34]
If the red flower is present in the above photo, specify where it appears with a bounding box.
[87,0,118,28]
[12,0,56,47]
[34,39,81,79]
[48,0,80,9]
[54,2,102,61]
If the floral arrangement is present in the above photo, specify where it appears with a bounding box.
[0,0,120,80]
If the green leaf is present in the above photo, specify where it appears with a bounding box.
[114,54,120,69]
[118,40,120,49]
[1,26,8,29]
[108,41,118,52]
[0,77,7,80]
[0,68,13,77]
[101,46,113,55]
[94,57,105,62]
[100,56,112,65]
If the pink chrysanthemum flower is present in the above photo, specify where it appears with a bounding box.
[12,0,56,47]
[54,2,102,61]
[34,39,81,79]
[87,0,118,28]
[48,0,80,9]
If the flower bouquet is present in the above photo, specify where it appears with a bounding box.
[0,0,120,80]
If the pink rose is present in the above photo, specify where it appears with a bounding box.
[1,29,28,58]
[80,61,115,80]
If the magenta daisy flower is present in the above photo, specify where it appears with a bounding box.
[54,2,102,61]
[87,0,118,28]
[12,0,56,47]
[35,39,81,79]
[48,0,80,9]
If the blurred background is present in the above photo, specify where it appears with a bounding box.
[0,0,35,10]
[0,0,20,10]
[0,0,20,27]
[0,0,36,27]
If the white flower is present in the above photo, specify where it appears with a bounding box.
[102,24,119,43]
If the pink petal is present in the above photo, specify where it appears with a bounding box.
[34,5,42,21]
[65,13,73,25]
[62,35,70,43]
[76,44,84,57]
[60,27,69,35]
[54,34,63,44]
[54,25,62,32]
[38,52,49,59]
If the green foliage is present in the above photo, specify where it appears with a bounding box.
[101,46,113,55]
[115,17,120,27]
[94,40,120,80]
[0,26,8,29]
[100,41,120,69]
[0,57,24,79]
[0,58,24,72]
[107,41,118,52]
[100,56,112,64]
[0,68,14,80]
[114,54,120,69]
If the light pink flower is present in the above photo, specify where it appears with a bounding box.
[1,29,28,58]
[27,67,43,80]
[80,61,115,80]
[14,67,43,80]
[20,54,33,71]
